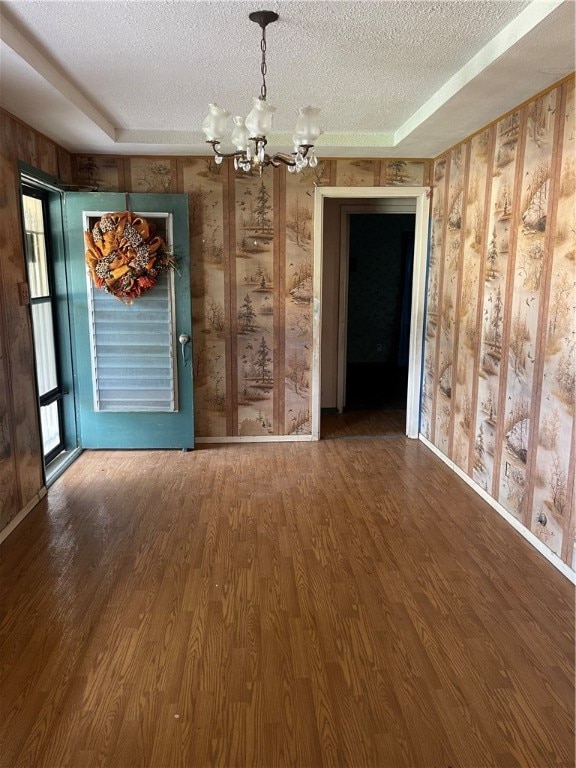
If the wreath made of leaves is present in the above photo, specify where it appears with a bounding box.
[84,211,174,302]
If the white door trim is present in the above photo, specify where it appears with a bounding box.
[312,186,430,440]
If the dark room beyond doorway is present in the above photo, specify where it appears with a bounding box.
[345,213,416,411]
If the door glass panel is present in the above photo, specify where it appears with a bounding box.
[26,232,50,297]
[40,402,61,455]
[23,197,50,298]
[22,189,64,463]
[30,301,58,395]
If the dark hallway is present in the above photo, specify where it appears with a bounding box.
[345,363,408,410]
[344,213,415,412]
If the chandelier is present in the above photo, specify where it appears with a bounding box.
[202,10,322,174]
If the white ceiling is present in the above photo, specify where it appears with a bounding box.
[0,0,574,158]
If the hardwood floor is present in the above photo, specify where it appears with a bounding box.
[0,439,574,768]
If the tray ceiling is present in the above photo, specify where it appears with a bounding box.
[0,0,574,157]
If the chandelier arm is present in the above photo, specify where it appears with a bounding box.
[207,141,245,160]
[269,145,314,167]
[269,153,297,167]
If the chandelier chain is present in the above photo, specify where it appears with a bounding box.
[260,26,267,101]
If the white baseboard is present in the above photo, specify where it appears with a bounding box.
[419,435,575,584]
[0,487,47,544]
[196,434,315,444]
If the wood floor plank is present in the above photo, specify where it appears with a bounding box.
[0,438,574,767]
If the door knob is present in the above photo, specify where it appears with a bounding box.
[178,333,191,366]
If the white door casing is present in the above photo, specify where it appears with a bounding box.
[312,186,430,440]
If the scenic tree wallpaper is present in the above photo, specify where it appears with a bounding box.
[73,154,428,440]
[422,78,575,569]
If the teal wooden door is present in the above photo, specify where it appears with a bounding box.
[64,193,194,449]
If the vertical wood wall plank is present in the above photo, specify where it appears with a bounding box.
[450,129,493,471]
[234,171,275,437]
[467,126,496,478]
[490,107,528,502]
[56,147,73,184]
[37,135,58,176]
[422,158,448,440]
[435,146,466,454]
[447,141,471,461]
[273,166,286,434]
[529,82,575,555]
[498,92,558,522]
[16,121,37,167]
[179,158,227,438]
[226,163,237,436]
[0,113,20,527]
[0,113,43,521]
[429,154,451,445]
[472,108,523,496]
[285,163,323,435]
[523,86,565,529]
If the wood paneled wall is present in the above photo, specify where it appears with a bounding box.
[421,76,575,572]
[70,156,431,438]
[0,110,73,531]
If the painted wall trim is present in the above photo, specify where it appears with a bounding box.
[196,435,314,444]
[1,15,116,141]
[419,434,576,584]
[0,487,47,545]
[394,0,567,145]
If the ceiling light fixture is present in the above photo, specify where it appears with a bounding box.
[202,10,322,174]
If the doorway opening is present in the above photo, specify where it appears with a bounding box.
[343,212,415,414]
[311,187,430,440]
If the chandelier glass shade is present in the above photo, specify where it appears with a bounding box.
[202,10,322,173]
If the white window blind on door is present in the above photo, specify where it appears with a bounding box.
[87,271,177,412]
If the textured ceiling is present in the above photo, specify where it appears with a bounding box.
[0,0,574,158]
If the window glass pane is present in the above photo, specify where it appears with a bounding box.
[31,301,58,395]
[89,272,176,412]
[22,195,49,298]
[21,184,65,467]
[22,193,45,232]
[40,402,60,456]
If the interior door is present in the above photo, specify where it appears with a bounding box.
[64,192,194,449]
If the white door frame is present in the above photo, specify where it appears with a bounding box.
[311,186,430,440]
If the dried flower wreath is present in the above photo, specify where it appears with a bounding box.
[85,211,175,302]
